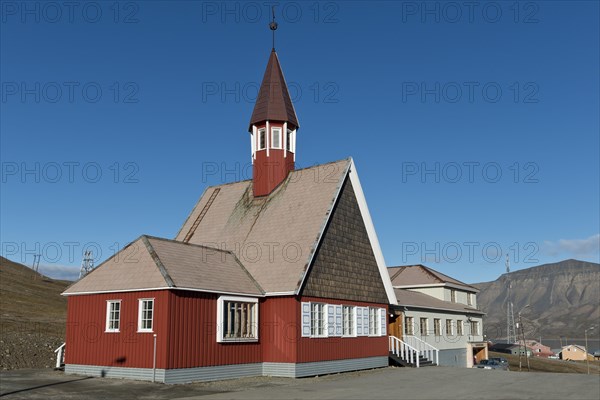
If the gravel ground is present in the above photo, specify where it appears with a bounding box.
[0,332,64,370]
[1,366,599,400]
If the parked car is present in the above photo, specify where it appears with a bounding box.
[475,359,509,371]
[489,357,509,367]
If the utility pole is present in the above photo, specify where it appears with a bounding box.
[79,250,94,279]
[585,326,595,375]
[517,304,530,372]
[505,255,516,343]
[31,254,41,280]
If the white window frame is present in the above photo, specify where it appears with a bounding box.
[471,320,479,336]
[368,307,380,336]
[286,129,295,152]
[257,128,266,150]
[457,320,463,336]
[467,293,473,306]
[310,302,327,338]
[217,295,259,343]
[446,319,454,336]
[137,298,154,333]
[342,305,355,337]
[433,318,441,336]
[450,289,456,303]
[271,127,282,149]
[105,300,121,333]
[405,316,414,336]
[420,317,429,336]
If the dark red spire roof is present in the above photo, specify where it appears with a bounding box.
[248,50,299,132]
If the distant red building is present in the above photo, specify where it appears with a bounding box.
[517,340,555,358]
[63,48,397,383]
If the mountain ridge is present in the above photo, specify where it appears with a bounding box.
[473,259,600,340]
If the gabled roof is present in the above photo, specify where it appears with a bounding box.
[388,264,478,292]
[393,288,484,315]
[562,344,587,352]
[490,343,520,350]
[62,236,263,296]
[248,50,299,131]
[176,158,397,303]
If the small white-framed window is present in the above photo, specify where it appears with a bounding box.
[286,129,294,152]
[446,319,454,336]
[271,127,282,149]
[105,300,121,333]
[434,318,441,336]
[457,320,463,336]
[138,298,154,333]
[470,320,479,336]
[405,316,414,335]
[257,128,266,150]
[310,303,326,337]
[368,307,380,336]
[342,305,355,337]
[217,296,258,342]
[420,317,429,336]
[450,289,457,303]
[467,293,473,306]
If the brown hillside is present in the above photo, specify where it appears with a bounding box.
[474,259,600,340]
[0,256,70,369]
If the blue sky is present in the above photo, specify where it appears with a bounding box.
[1,1,599,282]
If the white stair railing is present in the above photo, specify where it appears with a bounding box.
[404,335,439,365]
[54,343,66,369]
[389,336,420,368]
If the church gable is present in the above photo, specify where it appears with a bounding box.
[300,177,389,304]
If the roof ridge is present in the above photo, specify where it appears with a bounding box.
[61,235,147,294]
[141,236,175,287]
[144,235,235,256]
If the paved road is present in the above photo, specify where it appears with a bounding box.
[1,367,599,400]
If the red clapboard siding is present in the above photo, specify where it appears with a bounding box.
[261,296,298,363]
[165,290,263,369]
[65,291,169,369]
[296,297,389,363]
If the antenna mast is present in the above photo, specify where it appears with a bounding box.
[79,250,94,279]
[269,6,278,51]
[505,254,517,343]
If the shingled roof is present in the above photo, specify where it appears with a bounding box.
[248,50,299,131]
[388,264,478,292]
[176,158,396,302]
[63,236,263,296]
[394,288,484,315]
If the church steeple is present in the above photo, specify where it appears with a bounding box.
[248,48,300,197]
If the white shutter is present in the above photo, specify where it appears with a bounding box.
[380,308,386,336]
[334,305,342,336]
[327,305,335,336]
[301,302,311,337]
[356,307,363,336]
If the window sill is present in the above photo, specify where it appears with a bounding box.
[137,330,154,333]
[105,330,120,333]
[218,338,258,343]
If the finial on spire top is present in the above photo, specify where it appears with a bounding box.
[269,6,278,51]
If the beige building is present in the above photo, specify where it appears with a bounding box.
[560,344,591,361]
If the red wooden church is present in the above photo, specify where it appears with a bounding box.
[62,47,397,383]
